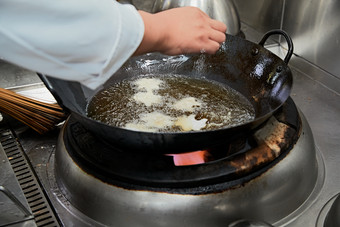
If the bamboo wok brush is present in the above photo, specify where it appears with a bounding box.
[0,87,67,134]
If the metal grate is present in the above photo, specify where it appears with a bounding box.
[0,128,60,227]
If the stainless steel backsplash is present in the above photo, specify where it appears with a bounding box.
[234,0,340,79]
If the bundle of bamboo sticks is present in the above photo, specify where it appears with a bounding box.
[0,87,67,134]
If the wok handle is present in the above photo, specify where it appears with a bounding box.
[37,73,69,113]
[258,29,294,64]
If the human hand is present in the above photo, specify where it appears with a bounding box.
[134,7,227,56]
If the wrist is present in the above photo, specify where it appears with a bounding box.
[134,11,165,55]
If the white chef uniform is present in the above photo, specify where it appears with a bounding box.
[0,0,144,90]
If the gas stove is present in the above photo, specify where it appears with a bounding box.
[51,97,322,227]
[0,92,335,227]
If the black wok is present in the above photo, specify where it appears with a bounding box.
[40,29,294,154]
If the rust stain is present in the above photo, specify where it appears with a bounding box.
[229,143,274,175]
[229,117,293,176]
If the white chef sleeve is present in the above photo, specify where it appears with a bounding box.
[0,0,144,90]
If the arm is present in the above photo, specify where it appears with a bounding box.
[0,1,226,90]
[0,0,144,89]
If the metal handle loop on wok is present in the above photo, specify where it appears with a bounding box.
[258,29,294,64]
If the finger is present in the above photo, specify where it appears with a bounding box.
[200,40,221,54]
[209,29,227,44]
[209,19,227,33]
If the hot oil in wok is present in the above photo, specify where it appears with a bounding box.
[86,74,255,132]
